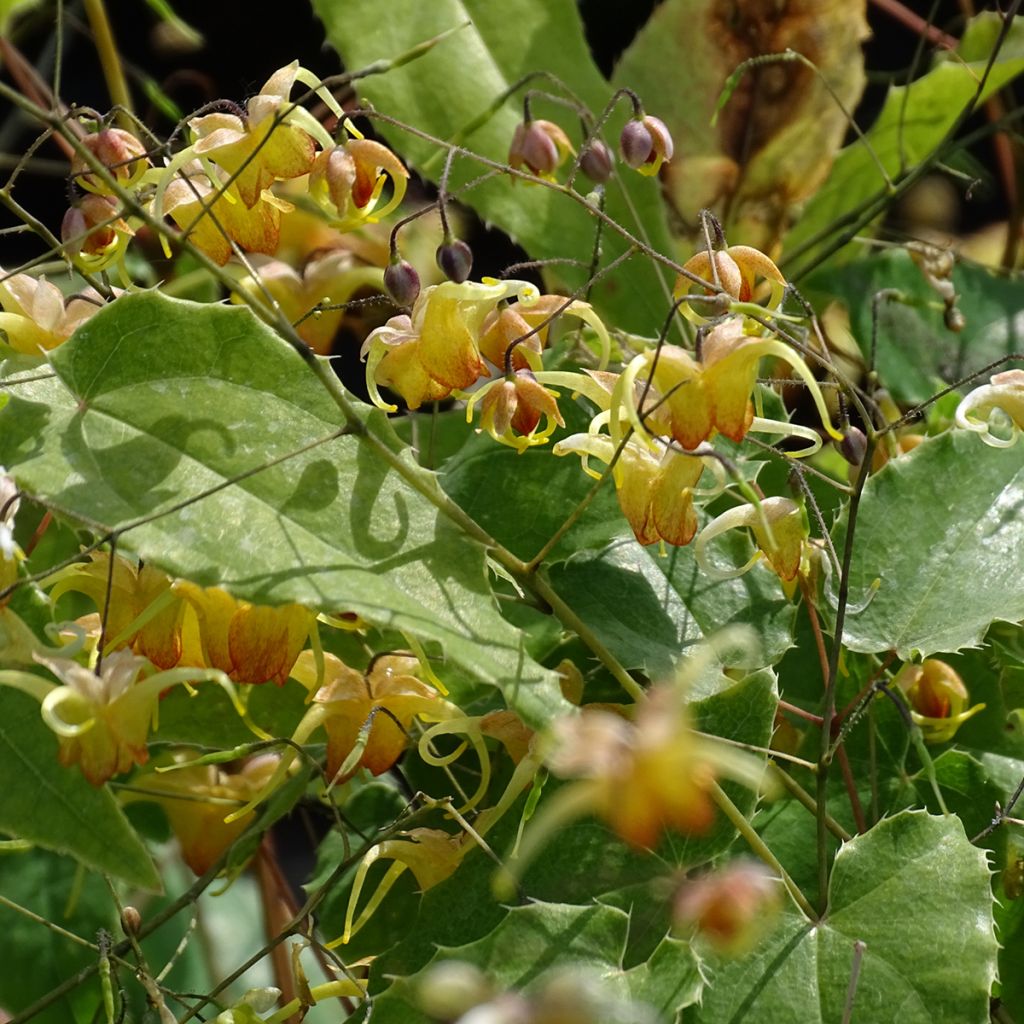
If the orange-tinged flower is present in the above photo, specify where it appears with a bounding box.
[61,194,134,275]
[290,650,452,782]
[136,752,281,874]
[232,252,384,354]
[675,244,786,322]
[894,659,986,744]
[161,164,281,265]
[553,433,707,547]
[48,553,184,669]
[174,581,314,685]
[71,127,149,194]
[478,293,610,373]
[956,369,1024,448]
[617,317,840,451]
[0,272,104,355]
[470,369,565,452]
[188,62,325,208]
[361,279,539,410]
[309,136,408,228]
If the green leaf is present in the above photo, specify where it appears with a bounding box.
[0,690,160,889]
[807,249,1024,404]
[440,400,623,563]
[0,849,113,1024]
[835,430,1024,658]
[695,811,998,1024]
[313,0,677,335]
[548,536,795,681]
[0,293,565,729]
[363,902,702,1024]
[785,13,1024,272]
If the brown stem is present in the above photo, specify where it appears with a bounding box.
[254,836,298,1019]
[869,0,958,50]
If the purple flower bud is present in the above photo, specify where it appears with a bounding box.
[384,259,421,307]
[620,119,654,169]
[436,238,473,283]
[837,427,868,467]
[579,140,614,183]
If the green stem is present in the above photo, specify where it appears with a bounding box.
[82,0,132,118]
[710,781,816,920]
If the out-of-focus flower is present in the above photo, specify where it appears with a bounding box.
[0,272,105,355]
[955,369,1024,448]
[673,860,782,955]
[894,659,985,744]
[361,279,539,410]
[0,649,235,785]
[695,496,808,582]
[232,251,384,353]
[134,751,282,874]
[0,468,21,593]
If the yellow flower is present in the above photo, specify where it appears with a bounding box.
[232,252,384,354]
[71,127,149,195]
[0,272,104,355]
[695,496,808,582]
[61,195,134,276]
[174,581,314,686]
[469,370,565,453]
[675,244,786,323]
[290,650,452,782]
[308,135,408,229]
[160,163,282,265]
[188,62,327,208]
[894,659,985,744]
[553,433,708,547]
[616,316,841,452]
[134,752,282,874]
[361,279,539,410]
[956,369,1024,448]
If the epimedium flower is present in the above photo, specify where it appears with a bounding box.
[675,244,786,323]
[894,659,985,744]
[553,433,711,547]
[477,292,611,374]
[615,316,841,452]
[159,161,283,265]
[231,251,385,354]
[619,114,673,176]
[0,272,105,355]
[131,751,282,874]
[955,369,1024,448]
[495,685,766,896]
[308,128,409,230]
[695,496,808,583]
[361,278,541,410]
[61,194,134,277]
[186,61,336,209]
[71,127,149,195]
[0,650,241,785]
[466,369,565,453]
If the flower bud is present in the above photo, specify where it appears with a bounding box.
[837,426,868,466]
[894,658,985,744]
[673,861,781,955]
[61,194,133,266]
[579,139,614,183]
[384,258,421,307]
[436,238,473,283]
[619,115,673,175]
[120,905,142,936]
[72,128,149,193]
[417,961,493,1020]
[508,119,573,177]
